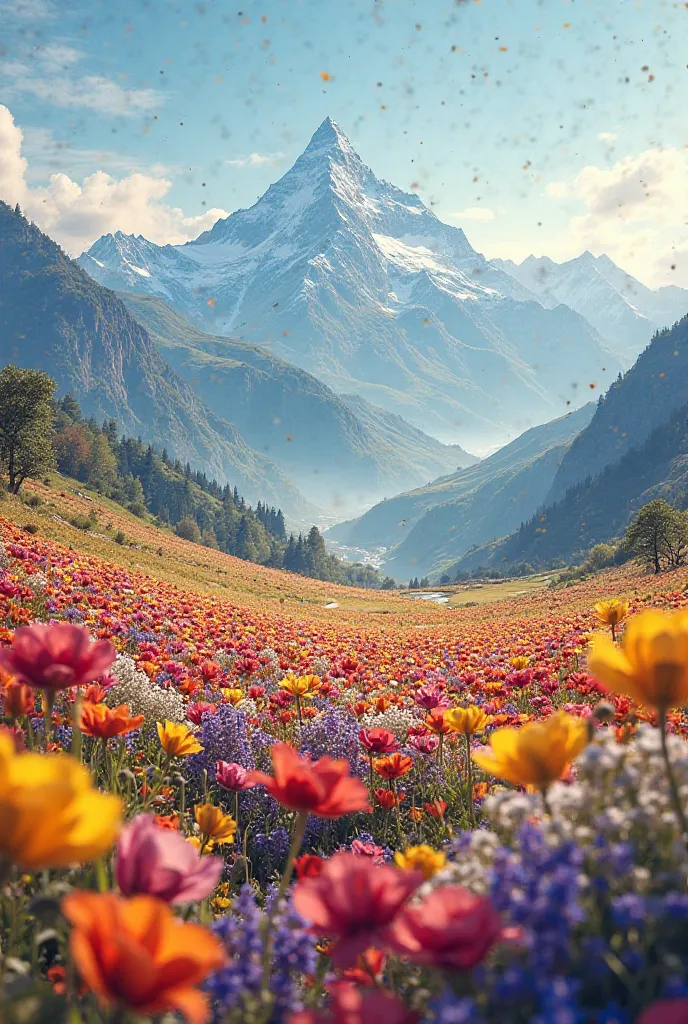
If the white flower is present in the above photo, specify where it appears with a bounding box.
[107,654,187,724]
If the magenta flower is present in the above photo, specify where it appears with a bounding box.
[0,622,115,692]
[216,760,256,791]
[407,733,440,755]
[115,815,223,905]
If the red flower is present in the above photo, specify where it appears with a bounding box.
[374,788,404,809]
[341,948,385,986]
[637,1000,688,1024]
[216,760,255,792]
[385,885,504,969]
[0,622,115,692]
[424,799,448,819]
[350,839,385,863]
[294,854,325,879]
[293,852,422,968]
[288,981,418,1024]
[248,743,369,819]
[407,733,439,755]
[358,728,399,754]
[187,702,218,725]
[1,680,35,717]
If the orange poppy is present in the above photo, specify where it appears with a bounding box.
[248,742,369,818]
[373,753,413,780]
[80,703,145,739]
[62,891,225,1024]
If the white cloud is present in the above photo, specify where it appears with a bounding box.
[448,206,497,223]
[597,132,618,142]
[0,0,55,18]
[545,146,688,287]
[0,105,227,254]
[226,152,284,168]
[1,41,162,117]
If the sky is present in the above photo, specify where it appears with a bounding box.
[0,0,687,286]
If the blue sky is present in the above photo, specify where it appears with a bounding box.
[1,0,687,284]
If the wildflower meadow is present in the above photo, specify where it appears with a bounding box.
[1,515,688,1024]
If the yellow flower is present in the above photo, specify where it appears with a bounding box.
[214,896,231,911]
[444,705,490,735]
[157,721,203,758]
[394,844,447,880]
[588,609,688,710]
[510,655,530,670]
[594,599,629,638]
[0,733,121,871]
[278,673,321,698]
[472,711,588,789]
[221,688,244,706]
[194,803,237,845]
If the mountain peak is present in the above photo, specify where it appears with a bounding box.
[305,117,354,157]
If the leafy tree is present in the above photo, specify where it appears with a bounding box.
[175,516,202,543]
[0,366,56,493]
[625,499,688,573]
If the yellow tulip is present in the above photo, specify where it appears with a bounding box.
[221,688,245,706]
[510,656,530,670]
[278,673,321,698]
[472,711,588,789]
[594,599,629,640]
[444,705,490,735]
[394,844,446,879]
[194,803,237,846]
[0,733,121,871]
[157,721,203,758]
[588,609,688,710]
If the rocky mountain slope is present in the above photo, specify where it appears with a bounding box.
[121,292,475,513]
[0,201,313,518]
[495,252,688,363]
[326,403,594,575]
[79,118,624,452]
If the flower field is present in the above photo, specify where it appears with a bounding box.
[2,509,688,1024]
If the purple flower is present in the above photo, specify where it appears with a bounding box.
[115,814,223,905]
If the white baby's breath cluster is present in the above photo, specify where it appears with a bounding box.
[236,698,257,718]
[107,654,187,724]
[311,655,331,677]
[24,571,48,594]
[437,725,688,897]
[0,543,9,570]
[360,706,418,739]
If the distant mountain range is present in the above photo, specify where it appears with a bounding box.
[79,118,642,452]
[445,314,688,576]
[0,201,313,520]
[121,292,475,512]
[327,403,594,579]
[495,252,688,362]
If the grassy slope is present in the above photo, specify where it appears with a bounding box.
[4,477,688,643]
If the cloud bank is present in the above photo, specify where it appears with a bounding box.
[0,106,227,254]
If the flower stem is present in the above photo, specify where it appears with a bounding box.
[42,689,53,747]
[659,706,688,844]
[465,734,475,827]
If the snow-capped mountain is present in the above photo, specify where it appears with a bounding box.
[495,252,688,361]
[79,118,625,451]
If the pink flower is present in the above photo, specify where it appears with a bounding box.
[293,852,422,969]
[413,684,451,710]
[0,622,115,692]
[407,733,440,755]
[358,728,399,754]
[637,1000,688,1024]
[350,839,385,864]
[288,981,419,1024]
[187,701,218,725]
[115,814,223,905]
[385,885,504,969]
[216,760,256,791]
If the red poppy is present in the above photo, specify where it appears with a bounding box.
[0,622,115,692]
[292,852,422,968]
[358,728,399,754]
[374,788,405,809]
[341,948,385,986]
[294,854,325,879]
[424,800,448,819]
[385,885,504,969]
[248,743,369,819]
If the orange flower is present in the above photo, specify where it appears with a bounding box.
[62,891,225,1024]
[248,742,369,818]
[424,708,453,735]
[424,799,448,819]
[373,752,414,780]
[80,703,145,739]
[374,787,405,808]
[1,681,35,718]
